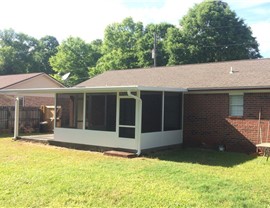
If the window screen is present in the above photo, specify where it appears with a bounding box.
[119,127,135,139]
[88,95,105,129]
[141,91,162,133]
[56,93,84,129]
[119,99,135,126]
[86,93,116,131]
[164,92,182,131]
[229,95,243,116]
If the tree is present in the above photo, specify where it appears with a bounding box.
[91,17,144,76]
[89,39,103,64]
[164,27,188,65]
[0,29,58,75]
[34,36,59,74]
[0,46,17,74]
[0,29,39,74]
[137,23,175,67]
[50,37,96,86]
[165,0,261,65]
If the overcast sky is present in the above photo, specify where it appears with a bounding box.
[0,0,269,57]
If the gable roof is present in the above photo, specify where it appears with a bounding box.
[0,73,64,89]
[77,58,270,91]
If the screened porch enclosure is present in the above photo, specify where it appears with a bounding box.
[54,88,184,151]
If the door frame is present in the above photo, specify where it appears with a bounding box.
[116,91,140,149]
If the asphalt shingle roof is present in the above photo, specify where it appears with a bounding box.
[0,73,43,89]
[77,58,270,90]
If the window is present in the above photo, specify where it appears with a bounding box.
[86,93,116,131]
[141,92,162,133]
[56,93,84,129]
[229,94,243,116]
[164,92,182,131]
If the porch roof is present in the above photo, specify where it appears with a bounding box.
[0,85,186,95]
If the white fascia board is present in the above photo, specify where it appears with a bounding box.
[0,85,187,95]
[187,89,270,94]
[0,86,139,95]
[188,86,270,92]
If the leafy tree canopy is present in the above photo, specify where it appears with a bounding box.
[137,22,175,67]
[0,29,38,74]
[34,36,59,74]
[165,0,261,65]
[0,29,59,75]
[91,17,144,76]
[91,17,174,76]
[50,37,96,86]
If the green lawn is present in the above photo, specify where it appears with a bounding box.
[0,138,269,207]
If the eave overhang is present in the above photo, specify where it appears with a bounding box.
[0,85,187,96]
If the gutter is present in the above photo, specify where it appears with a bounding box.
[188,86,270,92]
[127,91,142,156]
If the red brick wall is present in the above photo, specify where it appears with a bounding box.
[24,96,54,107]
[0,95,14,106]
[184,93,270,153]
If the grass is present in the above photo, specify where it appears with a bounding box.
[0,137,270,207]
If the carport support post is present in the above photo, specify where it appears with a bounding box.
[13,97,19,139]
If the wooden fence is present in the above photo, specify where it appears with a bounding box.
[0,106,41,133]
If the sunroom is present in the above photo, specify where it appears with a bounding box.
[1,86,186,155]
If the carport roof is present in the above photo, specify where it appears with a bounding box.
[0,85,186,95]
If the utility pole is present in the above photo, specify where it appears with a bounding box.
[152,32,157,67]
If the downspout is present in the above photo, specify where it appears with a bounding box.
[127,91,142,156]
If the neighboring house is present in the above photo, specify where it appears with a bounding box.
[0,73,64,133]
[0,73,64,107]
[1,58,270,154]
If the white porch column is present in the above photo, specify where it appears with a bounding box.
[54,93,57,128]
[83,93,86,130]
[14,97,20,139]
[136,91,142,155]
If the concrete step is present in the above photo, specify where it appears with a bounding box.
[104,150,137,158]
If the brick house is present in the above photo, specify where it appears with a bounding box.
[75,58,270,154]
[0,73,64,106]
[1,58,270,154]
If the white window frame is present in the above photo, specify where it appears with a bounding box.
[229,93,244,116]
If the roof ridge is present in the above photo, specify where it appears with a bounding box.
[105,58,269,73]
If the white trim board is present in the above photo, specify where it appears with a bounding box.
[0,85,187,95]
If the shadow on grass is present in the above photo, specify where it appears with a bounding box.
[0,133,49,139]
[0,133,13,138]
[144,147,256,167]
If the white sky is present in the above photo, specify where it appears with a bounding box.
[0,0,269,57]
